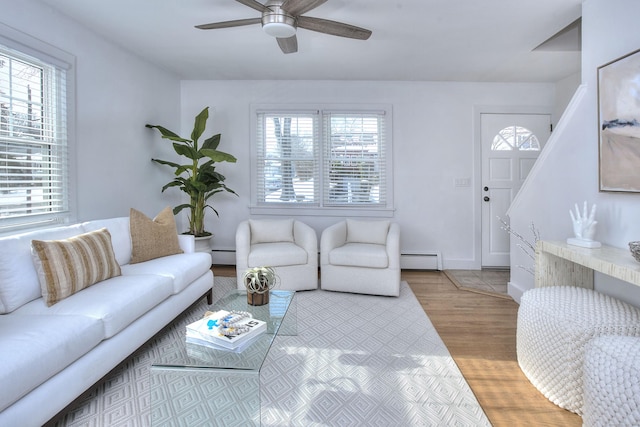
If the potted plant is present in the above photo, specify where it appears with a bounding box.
[243,266,278,306]
[146,107,237,241]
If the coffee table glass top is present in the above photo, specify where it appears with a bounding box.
[152,289,296,371]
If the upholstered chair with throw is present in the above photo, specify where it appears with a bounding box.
[235,219,318,291]
[320,219,400,296]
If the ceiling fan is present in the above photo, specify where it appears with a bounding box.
[195,0,372,54]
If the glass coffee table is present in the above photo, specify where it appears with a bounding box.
[151,289,296,426]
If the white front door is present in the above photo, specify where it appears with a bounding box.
[481,113,551,267]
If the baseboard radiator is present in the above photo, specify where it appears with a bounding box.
[213,249,442,271]
[400,252,442,270]
[211,249,237,266]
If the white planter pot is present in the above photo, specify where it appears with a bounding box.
[194,235,213,265]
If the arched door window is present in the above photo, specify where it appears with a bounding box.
[491,126,541,151]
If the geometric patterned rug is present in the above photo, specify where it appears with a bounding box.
[49,277,490,426]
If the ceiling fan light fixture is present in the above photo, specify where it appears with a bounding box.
[263,22,296,38]
[262,7,296,38]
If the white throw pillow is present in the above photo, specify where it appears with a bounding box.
[31,228,122,306]
[0,223,86,314]
[346,219,390,245]
[249,219,294,244]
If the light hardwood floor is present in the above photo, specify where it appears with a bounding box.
[215,266,581,427]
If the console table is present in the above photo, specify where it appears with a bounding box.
[535,240,640,289]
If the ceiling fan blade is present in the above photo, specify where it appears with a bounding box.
[277,35,298,54]
[195,17,261,30]
[280,0,327,16]
[235,0,269,13]
[297,16,372,40]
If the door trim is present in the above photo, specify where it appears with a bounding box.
[472,105,553,270]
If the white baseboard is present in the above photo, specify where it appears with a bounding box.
[507,281,526,304]
[214,249,442,271]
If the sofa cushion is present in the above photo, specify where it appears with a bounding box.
[249,219,294,244]
[248,242,308,267]
[31,228,122,306]
[13,274,173,338]
[0,314,103,412]
[0,223,86,314]
[130,207,183,264]
[346,219,390,245]
[82,217,132,265]
[329,242,389,268]
[121,252,212,294]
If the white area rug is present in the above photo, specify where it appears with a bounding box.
[51,277,490,426]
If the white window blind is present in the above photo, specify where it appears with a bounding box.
[323,112,386,206]
[0,45,69,230]
[254,107,390,211]
[256,112,319,204]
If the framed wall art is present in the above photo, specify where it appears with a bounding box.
[598,48,640,192]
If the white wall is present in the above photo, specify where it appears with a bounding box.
[181,80,555,267]
[554,72,581,122]
[509,0,640,306]
[2,0,182,223]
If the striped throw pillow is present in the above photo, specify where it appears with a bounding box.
[31,228,122,306]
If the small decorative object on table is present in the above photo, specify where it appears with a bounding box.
[243,266,278,306]
[629,241,640,262]
[185,309,267,351]
[567,201,602,248]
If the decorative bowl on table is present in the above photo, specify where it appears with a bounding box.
[629,241,640,262]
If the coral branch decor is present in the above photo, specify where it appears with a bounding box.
[499,217,540,276]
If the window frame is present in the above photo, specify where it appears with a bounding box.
[250,103,394,218]
[0,23,76,234]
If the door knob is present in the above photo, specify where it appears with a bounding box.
[484,196,490,202]
[484,186,489,191]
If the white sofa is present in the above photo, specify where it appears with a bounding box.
[321,219,400,296]
[235,219,318,291]
[0,216,214,426]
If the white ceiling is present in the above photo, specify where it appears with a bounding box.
[37,0,583,82]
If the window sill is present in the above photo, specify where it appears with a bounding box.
[249,205,395,218]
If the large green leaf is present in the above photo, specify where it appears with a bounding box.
[191,107,209,144]
[160,180,183,192]
[202,134,221,150]
[173,143,198,160]
[154,159,192,177]
[152,158,181,169]
[145,124,191,143]
[205,204,220,217]
[200,169,224,182]
[200,148,237,163]
[174,164,192,176]
[173,204,192,215]
[205,182,237,198]
[198,160,215,171]
[191,180,207,192]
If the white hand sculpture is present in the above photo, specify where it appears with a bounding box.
[569,201,597,241]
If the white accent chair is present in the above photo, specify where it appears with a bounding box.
[320,219,400,296]
[235,219,318,291]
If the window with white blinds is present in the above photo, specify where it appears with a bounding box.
[323,112,386,206]
[256,112,320,204]
[253,106,391,211]
[0,45,69,231]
